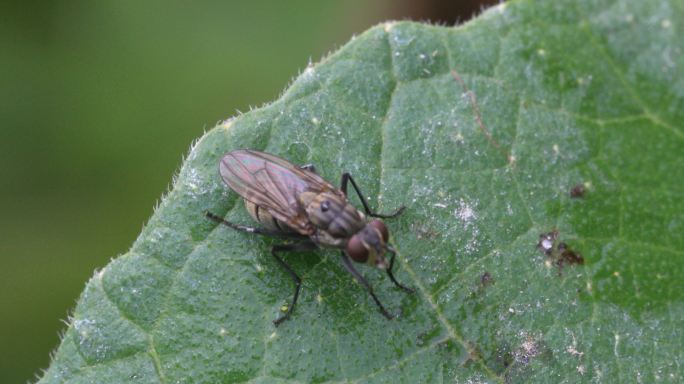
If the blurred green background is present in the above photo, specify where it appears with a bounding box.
[0,1,495,382]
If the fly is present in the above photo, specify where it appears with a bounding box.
[205,149,413,325]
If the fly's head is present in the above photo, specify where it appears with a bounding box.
[346,219,390,269]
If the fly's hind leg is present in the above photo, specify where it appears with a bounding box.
[205,211,306,239]
[340,173,405,219]
[271,242,317,326]
[206,211,313,326]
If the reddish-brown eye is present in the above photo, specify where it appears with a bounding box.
[346,234,368,263]
[368,220,389,242]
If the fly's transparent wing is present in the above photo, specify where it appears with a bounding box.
[219,150,336,235]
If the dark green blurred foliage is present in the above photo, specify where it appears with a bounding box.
[0,1,495,382]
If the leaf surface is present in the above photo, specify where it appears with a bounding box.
[41,1,684,382]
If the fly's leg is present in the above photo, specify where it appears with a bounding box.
[340,252,394,320]
[340,173,405,219]
[386,248,414,293]
[207,211,312,325]
[205,211,306,239]
[271,242,317,326]
[206,211,267,234]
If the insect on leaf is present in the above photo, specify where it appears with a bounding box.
[40,0,684,382]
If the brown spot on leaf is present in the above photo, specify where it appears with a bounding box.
[536,230,584,275]
[480,271,494,287]
[570,184,586,198]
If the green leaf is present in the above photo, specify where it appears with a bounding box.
[40,0,684,382]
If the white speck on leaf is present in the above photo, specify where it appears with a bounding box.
[566,333,584,357]
[567,345,583,357]
[183,167,210,198]
[455,199,477,223]
[74,318,97,339]
[514,334,541,365]
[508,154,517,166]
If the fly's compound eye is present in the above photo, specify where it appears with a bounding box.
[346,234,368,263]
[368,219,389,243]
[320,200,330,212]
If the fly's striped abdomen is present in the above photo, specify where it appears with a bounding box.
[245,200,294,233]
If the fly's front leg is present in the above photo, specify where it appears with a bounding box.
[340,173,405,219]
[386,248,414,293]
[340,252,394,320]
[271,242,317,326]
[205,211,306,239]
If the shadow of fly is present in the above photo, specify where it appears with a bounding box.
[206,149,413,326]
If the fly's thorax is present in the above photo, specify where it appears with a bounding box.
[346,220,390,269]
[299,191,365,238]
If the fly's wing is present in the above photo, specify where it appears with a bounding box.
[242,150,334,189]
[219,150,336,235]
